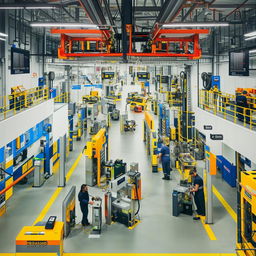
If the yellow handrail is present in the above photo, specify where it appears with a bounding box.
[0,87,49,120]
[199,89,256,130]
[54,92,69,103]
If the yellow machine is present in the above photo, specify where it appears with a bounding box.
[237,171,256,256]
[84,128,109,187]
[9,85,28,109]
[82,91,100,103]
[177,153,196,183]
[143,111,158,172]
[16,221,64,256]
[128,96,147,111]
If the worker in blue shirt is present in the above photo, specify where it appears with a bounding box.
[78,184,94,226]
[158,138,172,180]
[189,168,205,220]
[236,91,249,123]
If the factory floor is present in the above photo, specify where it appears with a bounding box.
[0,86,237,255]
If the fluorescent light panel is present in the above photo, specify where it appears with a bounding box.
[30,23,98,28]
[249,49,256,54]
[0,37,6,41]
[0,32,8,37]
[0,6,56,10]
[245,35,256,41]
[162,22,229,28]
[244,31,256,37]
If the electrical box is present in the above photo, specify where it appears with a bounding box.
[211,76,220,90]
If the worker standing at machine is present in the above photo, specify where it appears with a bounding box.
[189,169,205,220]
[158,137,172,180]
[236,90,249,123]
[78,184,94,226]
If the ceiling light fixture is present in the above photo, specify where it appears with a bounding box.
[30,23,99,28]
[249,49,256,54]
[0,32,8,37]
[245,35,256,41]
[244,31,256,37]
[162,22,229,28]
[0,38,6,41]
[0,6,56,10]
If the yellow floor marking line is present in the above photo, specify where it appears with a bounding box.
[200,216,217,241]
[33,152,82,225]
[63,253,236,256]
[212,185,237,223]
[66,153,82,182]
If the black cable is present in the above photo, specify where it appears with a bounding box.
[201,72,212,90]
[134,174,140,216]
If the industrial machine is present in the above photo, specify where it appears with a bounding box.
[33,157,45,187]
[16,220,64,256]
[110,108,120,120]
[102,71,116,97]
[143,111,158,173]
[106,162,141,228]
[177,153,196,184]
[237,171,256,256]
[84,128,109,187]
[75,107,86,141]
[120,113,136,132]
[128,96,147,111]
[172,185,193,217]
[62,186,76,238]
[91,197,102,235]
[104,159,127,183]
[133,105,143,113]
[82,91,100,103]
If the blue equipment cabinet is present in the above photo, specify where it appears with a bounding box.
[217,155,236,187]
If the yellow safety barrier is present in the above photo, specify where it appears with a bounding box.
[0,87,49,120]
[199,89,256,130]
[54,92,69,103]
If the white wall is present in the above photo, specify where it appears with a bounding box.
[52,104,69,141]
[195,107,256,163]
[0,99,54,148]
[222,143,236,165]
[6,55,42,94]
[218,62,256,94]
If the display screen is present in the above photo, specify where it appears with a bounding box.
[11,47,30,74]
[137,72,150,80]
[229,50,249,76]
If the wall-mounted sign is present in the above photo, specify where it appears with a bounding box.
[204,125,213,130]
[72,84,81,90]
[210,134,223,140]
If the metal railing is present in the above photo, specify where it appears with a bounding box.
[54,92,69,103]
[199,90,256,130]
[0,87,49,121]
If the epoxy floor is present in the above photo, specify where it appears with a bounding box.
[0,85,237,254]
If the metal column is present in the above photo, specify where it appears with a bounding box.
[121,0,132,62]
[59,134,66,187]
[205,156,213,224]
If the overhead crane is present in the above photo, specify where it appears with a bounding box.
[51,27,209,60]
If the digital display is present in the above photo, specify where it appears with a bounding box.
[229,50,249,76]
[137,72,150,80]
[11,47,30,74]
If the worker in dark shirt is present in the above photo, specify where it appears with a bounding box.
[236,91,249,123]
[78,184,94,226]
[158,138,172,180]
[189,168,205,220]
